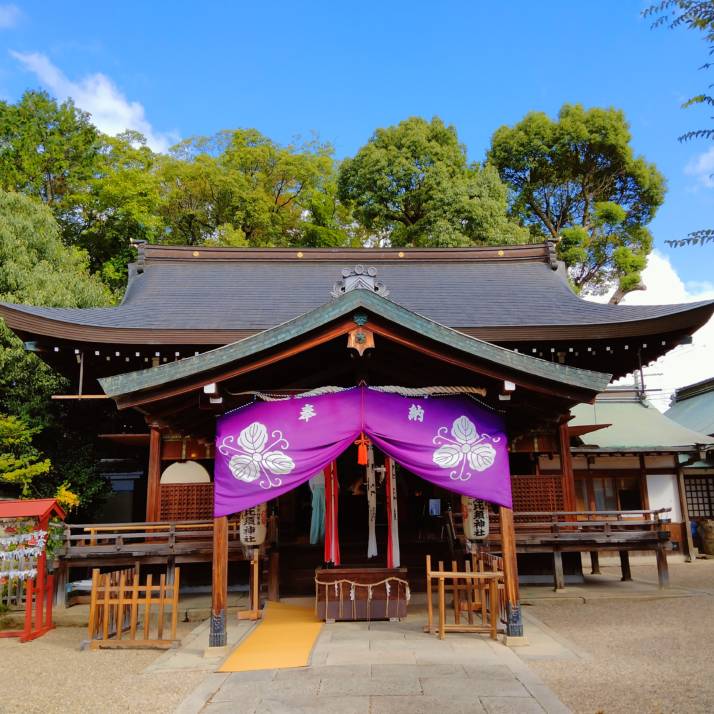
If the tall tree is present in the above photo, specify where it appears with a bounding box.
[0,190,111,510]
[158,129,351,248]
[488,104,666,300]
[338,117,528,247]
[645,1,714,247]
[0,90,100,209]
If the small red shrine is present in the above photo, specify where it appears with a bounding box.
[0,498,65,642]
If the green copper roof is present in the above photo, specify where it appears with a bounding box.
[99,289,612,400]
[572,396,714,450]
[666,381,714,437]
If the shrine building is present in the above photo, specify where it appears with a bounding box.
[1,241,713,646]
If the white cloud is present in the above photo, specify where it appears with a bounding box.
[10,51,176,152]
[592,251,714,412]
[0,4,21,29]
[685,146,714,188]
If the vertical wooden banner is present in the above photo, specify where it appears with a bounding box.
[385,458,400,568]
[209,515,228,648]
[499,506,523,637]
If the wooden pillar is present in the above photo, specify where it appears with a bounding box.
[209,516,228,648]
[499,506,523,637]
[656,543,670,589]
[558,417,576,511]
[553,550,565,591]
[590,551,601,574]
[146,425,162,522]
[267,550,280,602]
[619,550,632,581]
[676,467,695,562]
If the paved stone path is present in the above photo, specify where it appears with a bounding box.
[176,608,571,714]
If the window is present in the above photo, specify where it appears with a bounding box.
[575,475,643,512]
[685,477,714,518]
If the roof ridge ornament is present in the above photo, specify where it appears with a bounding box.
[130,239,148,274]
[331,265,390,298]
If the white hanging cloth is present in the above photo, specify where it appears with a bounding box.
[366,444,378,559]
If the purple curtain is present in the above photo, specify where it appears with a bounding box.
[214,387,511,517]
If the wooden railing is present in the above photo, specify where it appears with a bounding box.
[60,519,242,560]
[507,508,672,544]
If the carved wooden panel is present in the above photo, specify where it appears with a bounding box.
[159,483,214,521]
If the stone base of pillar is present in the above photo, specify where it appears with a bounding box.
[208,610,227,648]
[506,603,524,637]
[503,635,529,647]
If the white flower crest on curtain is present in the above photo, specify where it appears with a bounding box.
[432,415,500,481]
[219,422,295,489]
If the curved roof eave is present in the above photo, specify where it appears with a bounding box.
[1,299,712,346]
[98,289,612,401]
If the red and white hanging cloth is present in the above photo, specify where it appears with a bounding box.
[324,461,341,565]
[385,457,400,568]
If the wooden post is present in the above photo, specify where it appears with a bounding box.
[267,550,280,602]
[425,554,433,634]
[146,425,162,521]
[558,417,576,511]
[553,550,565,591]
[437,574,446,640]
[676,467,695,562]
[209,516,228,648]
[499,506,523,637]
[619,550,632,581]
[590,551,601,574]
[656,544,670,589]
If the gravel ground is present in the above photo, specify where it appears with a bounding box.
[527,559,714,714]
[0,622,205,714]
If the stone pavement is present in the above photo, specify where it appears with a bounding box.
[175,604,571,714]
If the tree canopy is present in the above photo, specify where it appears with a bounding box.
[0,190,111,510]
[488,104,666,300]
[338,117,528,247]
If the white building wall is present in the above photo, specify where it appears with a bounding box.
[645,473,682,522]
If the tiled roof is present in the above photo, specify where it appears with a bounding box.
[2,244,712,333]
[666,380,714,437]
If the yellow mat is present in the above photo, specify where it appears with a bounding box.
[219,601,323,672]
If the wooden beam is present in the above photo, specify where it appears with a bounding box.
[146,426,162,521]
[116,319,356,410]
[499,506,523,637]
[209,516,228,648]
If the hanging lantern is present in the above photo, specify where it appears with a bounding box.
[239,503,267,547]
[461,497,489,541]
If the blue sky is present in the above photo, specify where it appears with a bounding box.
[1,0,713,288]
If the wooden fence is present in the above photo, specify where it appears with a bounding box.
[87,566,181,649]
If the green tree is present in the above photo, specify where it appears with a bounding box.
[0,413,50,496]
[73,131,164,290]
[0,190,111,509]
[158,129,351,247]
[0,90,100,210]
[338,116,528,247]
[488,104,666,300]
[645,1,714,247]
